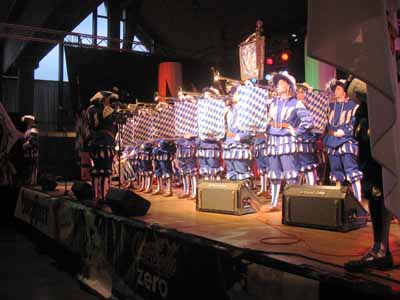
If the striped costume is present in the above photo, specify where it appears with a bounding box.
[176,137,197,176]
[323,99,363,184]
[222,105,253,180]
[266,97,313,181]
[266,95,313,208]
[197,139,223,178]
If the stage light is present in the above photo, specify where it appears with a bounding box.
[251,78,257,84]
[266,57,274,65]
[281,52,289,62]
[265,74,272,81]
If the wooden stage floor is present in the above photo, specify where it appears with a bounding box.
[128,186,400,291]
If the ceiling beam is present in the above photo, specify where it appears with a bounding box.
[2,0,63,72]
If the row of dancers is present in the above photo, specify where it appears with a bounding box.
[109,72,363,212]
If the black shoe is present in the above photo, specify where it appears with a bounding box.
[344,250,394,272]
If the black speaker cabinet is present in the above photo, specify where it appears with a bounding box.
[197,180,256,215]
[106,187,151,217]
[72,181,93,201]
[282,185,368,232]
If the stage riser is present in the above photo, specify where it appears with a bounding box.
[14,187,399,300]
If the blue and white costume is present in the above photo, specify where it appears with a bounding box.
[267,100,313,180]
[323,98,363,200]
[296,129,319,185]
[252,98,271,195]
[151,139,176,196]
[138,141,153,176]
[197,138,223,179]
[267,73,314,208]
[157,140,176,179]
[176,137,197,176]
[152,140,163,179]
[118,145,138,186]
[253,132,269,194]
[176,136,198,198]
[137,141,153,192]
[253,134,268,174]
[222,105,253,181]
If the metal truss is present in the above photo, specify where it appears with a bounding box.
[0,22,151,53]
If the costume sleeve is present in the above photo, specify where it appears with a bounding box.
[295,101,314,136]
[342,104,359,136]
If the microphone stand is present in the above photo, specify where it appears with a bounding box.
[118,120,122,189]
[115,109,128,189]
[64,177,68,195]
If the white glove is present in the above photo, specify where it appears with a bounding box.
[334,129,345,138]
[288,126,296,136]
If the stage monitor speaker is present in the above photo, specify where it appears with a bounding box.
[197,180,256,215]
[72,181,93,201]
[282,185,368,232]
[106,187,151,217]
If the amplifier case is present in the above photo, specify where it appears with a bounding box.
[282,185,368,232]
[197,180,255,215]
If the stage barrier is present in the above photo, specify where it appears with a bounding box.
[15,186,331,300]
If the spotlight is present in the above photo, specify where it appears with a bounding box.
[266,57,274,65]
[281,52,289,62]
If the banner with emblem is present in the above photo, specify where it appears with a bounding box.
[239,35,265,81]
[236,85,268,131]
[175,97,198,136]
[304,91,330,134]
[153,104,176,138]
[14,187,60,240]
[120,117,136,147]
[197,98,225,140]
[134,109,154,142]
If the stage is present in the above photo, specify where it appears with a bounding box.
[14,184,400,300]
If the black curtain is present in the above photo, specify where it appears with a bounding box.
[34,80,71,131]
[1,78,72,131]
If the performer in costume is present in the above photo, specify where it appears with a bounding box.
[22,115,39,185]
[344,84,393,271]
[119,144,138,189]
[176,135,198,199]
[253,131,268,195]
[266,72,313,211]
[252,96,271,196]
[197,88,223,180]
[323,79,363,202]
[296,83,318,185]
[137,141,153,193]
[151,140,163,195]
[157,140,176,197]
[223,87,253,183]
[86,91,117,202]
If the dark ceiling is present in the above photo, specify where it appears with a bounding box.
[0,0,307,75]
[140,0,307,60]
